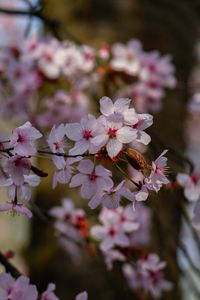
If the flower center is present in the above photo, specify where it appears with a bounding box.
[191,174,199,184]
[14,68,23,78]
[44,52,53,62]
[84,52,93,61]
[109,228,116,236]
[53,141,61,150]
[30,43,37,51]
[89,170,97,181]
[132,119,143,129]
[17,133,25,143]
[148,63,157,73]
[155,166,162,174]
[126,51,134,61]
[120,215,127,222]
[83,130,93,140]
[149,270,161,285]
[14,157,22,166]
[64,213,71,221]
[108,127,117,138]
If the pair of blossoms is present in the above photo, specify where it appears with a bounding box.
[0,272,87,300]
[50,199,171,299]
[0,97,169,217]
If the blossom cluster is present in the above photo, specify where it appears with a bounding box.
[111,40,176,112]
[0,97,169,217]
[50,198,171,298]
[0,34,176,129]
[0,272,87,300]
[50,199,150,263]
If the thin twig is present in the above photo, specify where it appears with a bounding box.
[37,149,93,158]
[0,251,21,278]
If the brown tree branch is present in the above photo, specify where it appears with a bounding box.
[0,4,62,39]
[0,251,21,278]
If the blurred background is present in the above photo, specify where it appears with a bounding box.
[0,0,200,299]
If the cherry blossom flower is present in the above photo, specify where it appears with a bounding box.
[88,180,125,209]
[49,198,85,223]
[146,150,169,192]
[52,157,82,189]
[103,249,126,270]
[47,124,67,154]
[116,205,140,233]
[91,206,139,251]
[99,97,153,145]
[65,115,100,155]
[38,39,67,79]
[91,116,137,158]
[129,203,152,246]
[4,156,31,185]
[99,96,131,121]
[91,218,130,251]
[0,202,32,218]
[10,121,42,157]
[139,52,176,88]
[0,272,87,300]
[124,112,153,145]
[0,167,40,218]
[98,44,110,60]
[20,31,44,62]
[1,174,40,202]
[47,123,68,170]
[127,81,164,112]
[122,151,169,208]
[61,43,85,78]
[123,254,172,299]
[37,90,88,128]
[0,272,38,300]
[110,39,142,75]
[75,291,88,300]
[122,184,150,209]
[70,159,113,200]
[41,283,59,300]
[188,93,200,112]
[177,173,200,202]
[81,45,95,72]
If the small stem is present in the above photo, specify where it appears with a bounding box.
[115,163,140,188]
[0,251,21,278]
